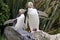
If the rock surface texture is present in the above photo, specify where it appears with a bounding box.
[4,27,60,40]
[32,30,60,40]
[4,27,35,40]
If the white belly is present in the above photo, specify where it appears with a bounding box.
[15,14,25,30]
[28,8,39,31]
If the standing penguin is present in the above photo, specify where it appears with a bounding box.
[14,9,27,30]
[27,2,40,33]
[4,9,27,30]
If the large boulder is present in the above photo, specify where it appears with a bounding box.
[4,27,35,40]
[32,30,60,40]
[4,27,60,40]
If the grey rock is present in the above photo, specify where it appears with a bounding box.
[4,27,35,40]
[4,27,60,40]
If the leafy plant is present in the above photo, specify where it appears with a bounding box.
[34,0,60,32]
[0,0,10,25]
[5,0,33,18]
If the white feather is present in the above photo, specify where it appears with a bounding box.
[27,8,40,32]
[15,14,26,30]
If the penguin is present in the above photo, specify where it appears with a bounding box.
[27,2,40,33]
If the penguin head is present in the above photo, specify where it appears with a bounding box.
[27,2,34,8]
[19,9,26,14]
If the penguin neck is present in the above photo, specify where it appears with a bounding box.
[28,8,33,9]
[28,7,34,10]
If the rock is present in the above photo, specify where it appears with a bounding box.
[4,27,60,40]
[4,27,35,40]
[32,30,60,40]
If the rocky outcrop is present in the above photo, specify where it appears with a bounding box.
[32,30,60,40]
[4,27,35,40]
[4,27,60,40]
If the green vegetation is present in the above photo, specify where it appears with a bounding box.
[0,0,10,40]
[0,0,10,25]
[5,0,33,18]
[34,0,60,32]
[0,35,5,40]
